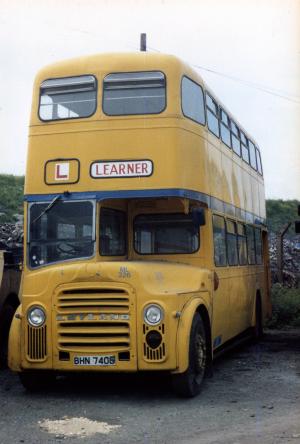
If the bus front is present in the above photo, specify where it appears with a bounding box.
[8,53,212,397]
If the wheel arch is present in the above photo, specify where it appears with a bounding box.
[173,296,212,374]
[8,304,22,372]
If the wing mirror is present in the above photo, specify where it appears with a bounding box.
[191,208,206,227]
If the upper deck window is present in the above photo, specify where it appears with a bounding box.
[248,140,257,170]
[181,77,205,125]
[241,132,250,164]
[39,75,97,121]
[220,109,231,148]
[206,93,220,137]
[230,120,241,156]
[103,71,166,116]
[256,148,263,175]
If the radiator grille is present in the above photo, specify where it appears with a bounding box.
[27,325,47,361]
[143,323,166,362]
[56,288,131,352]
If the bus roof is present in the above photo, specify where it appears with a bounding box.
[34,51,258,147]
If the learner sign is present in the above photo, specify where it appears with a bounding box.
[90,160,153,178]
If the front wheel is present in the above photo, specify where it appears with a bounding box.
[171,313,207,398]
[19,371,56,392]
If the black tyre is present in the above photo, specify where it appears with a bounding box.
[253,297,263,341]
[19,371,56,392]
[172,313,207,398]
[0,303,16,368]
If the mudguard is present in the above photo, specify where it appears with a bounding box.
[172,295,211,374]
[8,305,22,372]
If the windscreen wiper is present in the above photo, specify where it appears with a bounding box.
[31,195,61,224]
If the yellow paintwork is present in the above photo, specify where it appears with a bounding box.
[10,258,212,373]
[10,52,270,376]
[174,295,211,374]
[25,52,265,220]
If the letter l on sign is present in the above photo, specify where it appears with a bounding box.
[55,163,69,180]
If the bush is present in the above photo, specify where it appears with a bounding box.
[266,199,299,236]
[267,284,300,328]
[0,174,24,223]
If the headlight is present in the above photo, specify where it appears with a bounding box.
[27,307,46,327]
[144,304,163,326]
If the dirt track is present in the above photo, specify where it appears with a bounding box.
[0,329,299,444]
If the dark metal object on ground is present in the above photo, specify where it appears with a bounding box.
[270,232,300,288]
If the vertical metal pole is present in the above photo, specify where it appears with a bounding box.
[276,232,283,283]
[140,33,146,51]
[276,222,291,283]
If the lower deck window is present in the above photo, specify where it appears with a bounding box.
[226,220,238,266]
[100,208,127,256]
[237,223,248,265]
[213,215,227,266]
[29,200,95,268]
[246,225,256,265]
[255,228,262,264]
[134,213,199,254]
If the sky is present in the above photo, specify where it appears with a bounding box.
[1,0,299,199]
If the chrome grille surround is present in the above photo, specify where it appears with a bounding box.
[56,287,131,353]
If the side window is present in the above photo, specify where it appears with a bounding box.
[181,77,205,125]
[206,93,220,137]
[254,228,262,264]
[248,140,257,170]
[237,223,248,265]
[226,220,238,266]
[256,148,263,175]
[134,213,199,254]
[213,215,227,266]
[230,120,241,156]
[246,225,256,264]
[220,109,231,148]
[241,132,250,164]
[100,208,127,256]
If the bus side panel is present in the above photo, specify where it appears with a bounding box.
[227,268,253,339]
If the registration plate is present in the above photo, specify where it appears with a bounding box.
[74,355,116,366]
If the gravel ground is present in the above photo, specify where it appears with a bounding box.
[0,329,299,444]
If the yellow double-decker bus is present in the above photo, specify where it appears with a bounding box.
[9,52,271,397]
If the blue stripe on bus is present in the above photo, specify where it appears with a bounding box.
[24,188,266,226]
[213,336,222,348]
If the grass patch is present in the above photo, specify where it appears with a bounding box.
[267,284,300,328]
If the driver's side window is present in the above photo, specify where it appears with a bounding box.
[99,208,127,256]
